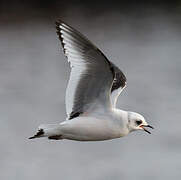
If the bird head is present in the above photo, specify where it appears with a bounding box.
[127,112,154,134]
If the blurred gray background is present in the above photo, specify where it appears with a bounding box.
[0,1,181,180]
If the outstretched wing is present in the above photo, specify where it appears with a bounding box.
[56,20,115,120]
[110,63,127,107]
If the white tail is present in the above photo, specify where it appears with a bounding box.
[29,124,62,140]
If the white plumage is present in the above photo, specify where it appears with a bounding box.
[29,20,153,141]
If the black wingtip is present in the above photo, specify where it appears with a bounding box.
[55,19,62,32]
[29,129,44,140]
[55,20,61,30]
[55,19,67,30]
[55,19,63,25]
[29,136,36,139]
[55,19,67,55]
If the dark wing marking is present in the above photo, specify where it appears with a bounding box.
[110,63,127,107]
[111,63,126,92]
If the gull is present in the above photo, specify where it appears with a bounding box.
[29,20,153,141]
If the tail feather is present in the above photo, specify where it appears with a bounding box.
[29,124,62,140]
[29,129,44,139]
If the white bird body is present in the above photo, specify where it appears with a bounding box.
[49,109,128,141]
[29,20,153,141]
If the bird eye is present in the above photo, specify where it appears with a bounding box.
[136,120,142,126]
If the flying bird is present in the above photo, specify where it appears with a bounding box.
[29,20,153,141]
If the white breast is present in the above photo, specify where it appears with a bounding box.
[59,113,128,141]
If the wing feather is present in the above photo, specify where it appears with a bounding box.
[56,20,114,119]
[110,63,127,107]
[56,20,127,119]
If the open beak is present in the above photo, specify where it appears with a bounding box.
[140,125,154,134]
